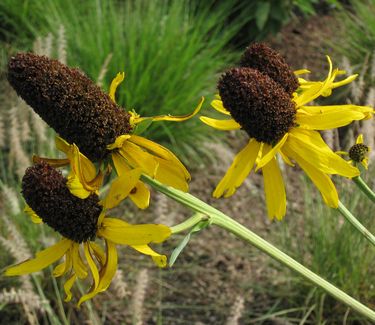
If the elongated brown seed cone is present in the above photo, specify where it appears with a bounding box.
[22,162,102,243]
[7,53,132,161]
[239,43,298,96]
[218,67,296,145]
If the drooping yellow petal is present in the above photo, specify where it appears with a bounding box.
[84,242,100,290]
[129,181,150,209]
[128,135,190,180]
[55,136,71,154]
[331,74,358,89]
[90,242,106,266]
[153,158,189,192]
[285,129,359,178]
[282,147,339,208]
[256,133,288,170]
[131,244,167,268]
[107,135,132,150]
[135,97,204,123]
[200,116,241,130]
[77,240,118,306]
[211,99,231,115]
[32,155,70,167]
[71,243,88,279]
[294,69,311,75]
[101,168,142,209]
[296,105,373,130]
[261,146,286,220]
[67,171,91,199]
[356,134,364,144]
[53,248,72,277]
[5,239,71,276]
[24,205,43,224]
[98,218,171,245]
[109,72,125,103]
[63,274,77,302]
[120,142,159,177]
[213,139,261,198]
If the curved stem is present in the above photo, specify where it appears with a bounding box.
[170,213,206,234]
[352,176,375,204]
[142,175,375,320]
[338,201,375,246]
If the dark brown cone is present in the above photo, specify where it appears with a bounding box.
[239,43,298,96]
[349,143,369,163]
[7,53,132,161]
[218,67,296,145]
[22,162,102,243]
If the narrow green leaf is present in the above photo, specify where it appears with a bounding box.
[255,2,270,30]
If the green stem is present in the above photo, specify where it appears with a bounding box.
[338,201,375,246]
[141,175,375,320]
[353,176,375,204]
[170,213,206,234]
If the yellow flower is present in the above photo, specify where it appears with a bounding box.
[337,134,371,170]
[5,163,171,306]
[201,54,373,220]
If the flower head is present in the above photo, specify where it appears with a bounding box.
[201,43,373,220]
[5,162,171,305]
[338,134,370,170]
[8,53,203,207]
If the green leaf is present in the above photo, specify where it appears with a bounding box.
[134,118,153,135]
[255,2,271,30]
[169,219,211,267]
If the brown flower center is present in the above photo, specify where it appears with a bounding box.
[349,143,369,163]
[218,67,296,145]
[7,53,132,161]
[22,162,102,243]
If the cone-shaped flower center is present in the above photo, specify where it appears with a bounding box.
[240,43,298,96]
[7,53,132,161]
[349,143,369,163]
[218,67,296,145]
[22,163,102,243]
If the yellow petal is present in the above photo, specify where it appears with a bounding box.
[131,244,168,268]
[200,116,241,130]
[32,155,70,167]
[71,243,88,279]
[101,168,142,209]
[77,240,118,306]
[285,129,359,178]
[256,133,288,170]
[294,69,311,75]
[128,135,190,180]
[53,248,72,277]
[129,181,150,209]
[211,99,231,115]
[279,150,295,166]
[63,274,77,302]
[98,218,171,245]
[107,135,131,150]
[137,97,204,123]
[120,142,159,177]
[67,171,91,199]
[24,205,43,224]
[90,242,106,266]
[153,158,189,192]
[296,105,373,130]
[109,72,125,103]
[262,147,286,220]
[55,136,70,154]
[331,74,358,89]
[5,239,71,276]
[283,146,339,208]
[84,242,99,290]
[213,139,261,198]
[356,134,364,144]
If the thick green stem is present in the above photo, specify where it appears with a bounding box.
[338,201,375,246]
[141,175,375,320]
[353,176,375,204]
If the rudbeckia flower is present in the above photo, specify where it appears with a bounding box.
[337,134,370,169]
[200,43,373,220]
[7,53,203,209]
[5,162,171,305]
